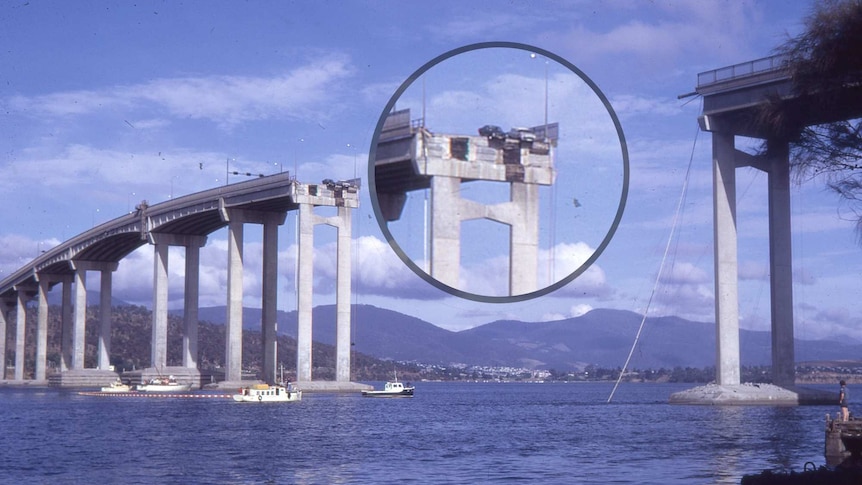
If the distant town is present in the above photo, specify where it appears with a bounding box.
[398,360,862,385]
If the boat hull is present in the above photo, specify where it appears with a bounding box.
[232,385,302,403]
[100,385,132,393]
[137,384,192,392]
[361,380,415,398]
[361,389,414,398]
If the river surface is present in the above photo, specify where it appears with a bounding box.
[0,382,837,484]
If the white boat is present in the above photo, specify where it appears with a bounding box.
[137,375,192,392]
[361,379,415,398]
[232,383,302,403]
[100,379,132,393]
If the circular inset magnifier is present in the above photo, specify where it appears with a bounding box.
[369,42,628,303]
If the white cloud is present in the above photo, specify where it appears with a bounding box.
[8,56,354,129]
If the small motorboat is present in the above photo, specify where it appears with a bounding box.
[361,378,414,398]
[100,379,132,393]
[137,375,192,392]
[232,383,302,403]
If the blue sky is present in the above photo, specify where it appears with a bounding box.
[2,1,860,345]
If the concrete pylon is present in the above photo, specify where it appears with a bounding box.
[36,278,51,380]
[98,269,113,370]
[33,274,70,380]
[765,141,795,387]
[148,234,207,372]
[293,180,359,384]
[296,203,314,382]
[417,129,554,296]
[335,206,352,382]
[219,208,285,384]
[296,204,353,382]
[60,277,73,372]
[429,175,461,288]
[712,132,741,386]
[70,261,119,371]
[183,242,202,369]
[0,298,11,380]
[261,214,280,384]
[509,181,540,295]
[710,132,796,387]
[72,266,87,370]
[14,286,34,380]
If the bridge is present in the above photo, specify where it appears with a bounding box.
[684,54,862,403]
[373,108,557,297]
[0,172,365,391]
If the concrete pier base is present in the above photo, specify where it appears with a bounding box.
[669,383,837,405]
[294,381,373,393]
[47,369,120,388]
[207,379,371,393]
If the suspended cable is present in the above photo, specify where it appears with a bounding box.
[607,125,700,403]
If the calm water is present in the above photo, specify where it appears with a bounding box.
[0,382,836,484]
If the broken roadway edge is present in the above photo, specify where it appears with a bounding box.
[669,383,838,405]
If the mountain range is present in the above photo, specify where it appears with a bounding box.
[188,304,862,372]
[50,292,860,371]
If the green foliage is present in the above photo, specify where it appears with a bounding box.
[5,304,424,381]
[765,0,862,234]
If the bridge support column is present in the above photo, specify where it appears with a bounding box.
[70,261,119,371]
[148,234,208,372]
[428,176,544,296]
[335,206,352,383]
[510,182,540,295]
[262,214,280,384]
[226,218,244,383]
[36,278,50,380]
[430,175,461,288]
[98,269,113,370]
[296,204,314,382]
[0,298,11,380]
[14,285,36,380]
[712,132,741,386]
[152,242,169,369]
[220,209,285,383]
[183,242,202,369]
[61,277,73,372]
[73,266,87,370]
[296,201,353,383]
[33,275,71,379]
[766,141,795,387]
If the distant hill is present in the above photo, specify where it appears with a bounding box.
[183,305,862,372]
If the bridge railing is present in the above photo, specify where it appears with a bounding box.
[697,54,788,88]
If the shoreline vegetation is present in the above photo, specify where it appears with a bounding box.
[5,305,861,384]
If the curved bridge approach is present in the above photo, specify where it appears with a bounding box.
[0,172,360,389]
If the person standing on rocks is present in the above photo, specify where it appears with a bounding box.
[839,380,850,421]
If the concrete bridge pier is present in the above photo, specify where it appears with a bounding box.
[712,132,741,386]
[221,208,286,385]
[14,286,36,380]
[0,297,12,379]
[35,274,70,380]
[70,261,118,371]
[430,176,541,295]
[148,234,207,376]
[765,140,795,387]
[60,276,73,372]
[712,134,796,387]
[296,203,357,382]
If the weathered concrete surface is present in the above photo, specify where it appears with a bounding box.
[47,368,120,388]
[669,383,837,405]
[294,381,373,393]
[207,379,372,393]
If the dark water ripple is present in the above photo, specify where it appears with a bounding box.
[0,382,836,484]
